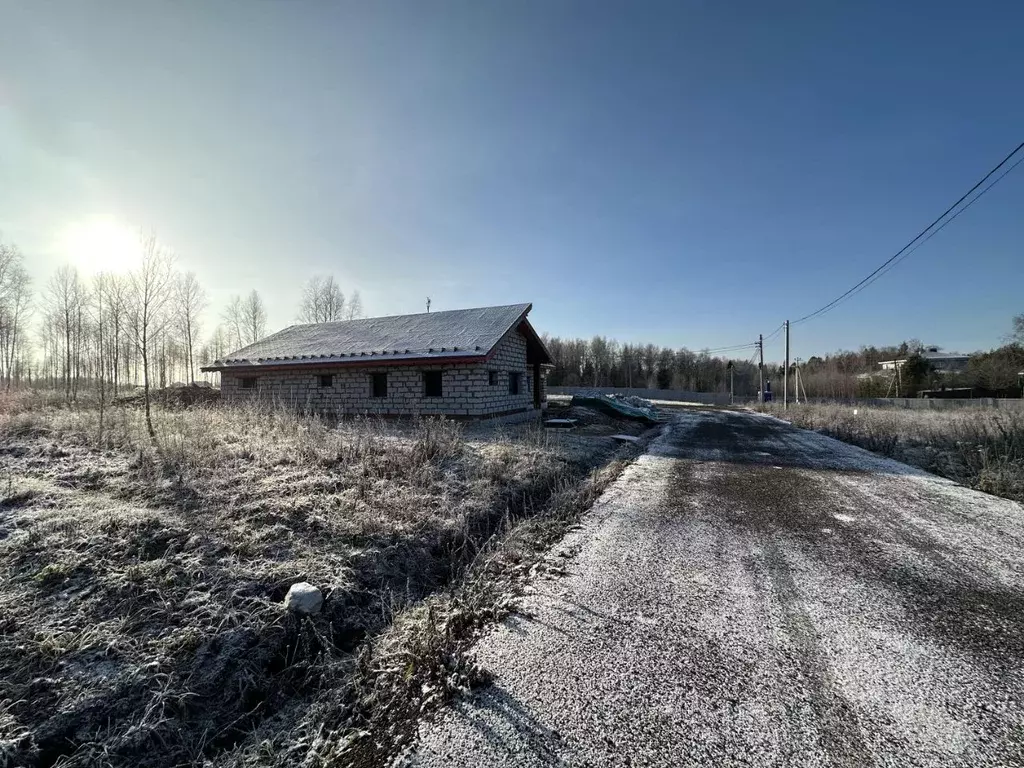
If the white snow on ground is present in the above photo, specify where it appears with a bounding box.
[405,409,1024,768]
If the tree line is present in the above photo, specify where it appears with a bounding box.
[0,235,368,429]
[542,336,766,396]
[544,324,1024,400]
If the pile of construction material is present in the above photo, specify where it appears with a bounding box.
[569,392,663,424]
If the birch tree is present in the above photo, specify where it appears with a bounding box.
[91,273,111,436]
[222,295,244,348]
[298,275,345,323]
[239,290,266,344]
[47,266,86,401]
[0,243,32,389]
[344,289,363,321]
[128,233,176,438]
[174,271,207,383]
[105,274,130,396]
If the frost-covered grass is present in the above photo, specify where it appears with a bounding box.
[763,403,1024,502]
[0,395,632,767]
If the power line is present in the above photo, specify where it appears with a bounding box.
[763,322,786,343]
[792,140,1024,326]
[833,151,1024,306]
[700,342,758,354]
[700,327,780,358]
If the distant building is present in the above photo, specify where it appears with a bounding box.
[877,347,970,374]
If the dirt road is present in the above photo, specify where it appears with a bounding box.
[403,409,1024,767]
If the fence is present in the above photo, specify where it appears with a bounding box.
[797,396,1024,411]
[547,386,731,405]
[547,387,1024,411]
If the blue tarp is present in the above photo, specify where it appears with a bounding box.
[570,394,664,424]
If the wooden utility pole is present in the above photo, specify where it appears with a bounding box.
[784,320,790,410]
[758,333,764,403]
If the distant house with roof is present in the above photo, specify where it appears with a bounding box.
[878,347,970,374]
[201,303,552,421]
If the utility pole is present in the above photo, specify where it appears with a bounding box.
[758,333,764,403]
[784,320,790,411]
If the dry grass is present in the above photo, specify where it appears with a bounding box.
[763,403,1024,502]
[0,395,636,767]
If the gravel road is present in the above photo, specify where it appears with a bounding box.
[402,408,1024,767]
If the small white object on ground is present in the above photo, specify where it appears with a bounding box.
[284,581,323,614]
[610,434,640,443]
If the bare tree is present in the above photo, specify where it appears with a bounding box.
[174,272,207,383]
[222,295,244,348]
[38,309,59,387]
[199,324,230,385]
[298,275,345,323]
[1012,314,1024,345]
[345,289,363,321]
[128,233,176,438]
[91,274,111,437]
[105,275,130,396]
[0,242,17,293]
[239,290,267,344]
[222,290,266,350]
[47,266,87,401]
[0,242,32,389]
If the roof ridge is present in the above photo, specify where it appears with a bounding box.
[290,302,531,331]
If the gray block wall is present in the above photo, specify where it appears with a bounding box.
[221,328,547,418]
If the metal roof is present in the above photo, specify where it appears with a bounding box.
[203,303,544,371]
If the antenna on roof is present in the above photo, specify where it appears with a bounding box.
[426,297,431,313]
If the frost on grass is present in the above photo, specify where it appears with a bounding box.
[763,403,1024,502]
[0,398,626,768]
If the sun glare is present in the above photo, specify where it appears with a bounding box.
[59,216,142,274]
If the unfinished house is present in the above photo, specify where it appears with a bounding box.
[202,303,552,421]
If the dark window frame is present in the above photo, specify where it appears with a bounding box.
[509,371,521,395]
[318,374,334,389]
[423,370,443,398]
[488,370,500,386]
[240,377,257,390]
[371,372,388,398]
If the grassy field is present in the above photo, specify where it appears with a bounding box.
[0,392,640,767]
[763,402,1024,503]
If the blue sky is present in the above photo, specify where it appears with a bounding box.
[2,1,1022,362]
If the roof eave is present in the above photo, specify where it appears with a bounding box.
[201,354,489,374]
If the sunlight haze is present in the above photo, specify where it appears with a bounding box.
[2,0,1023,359]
